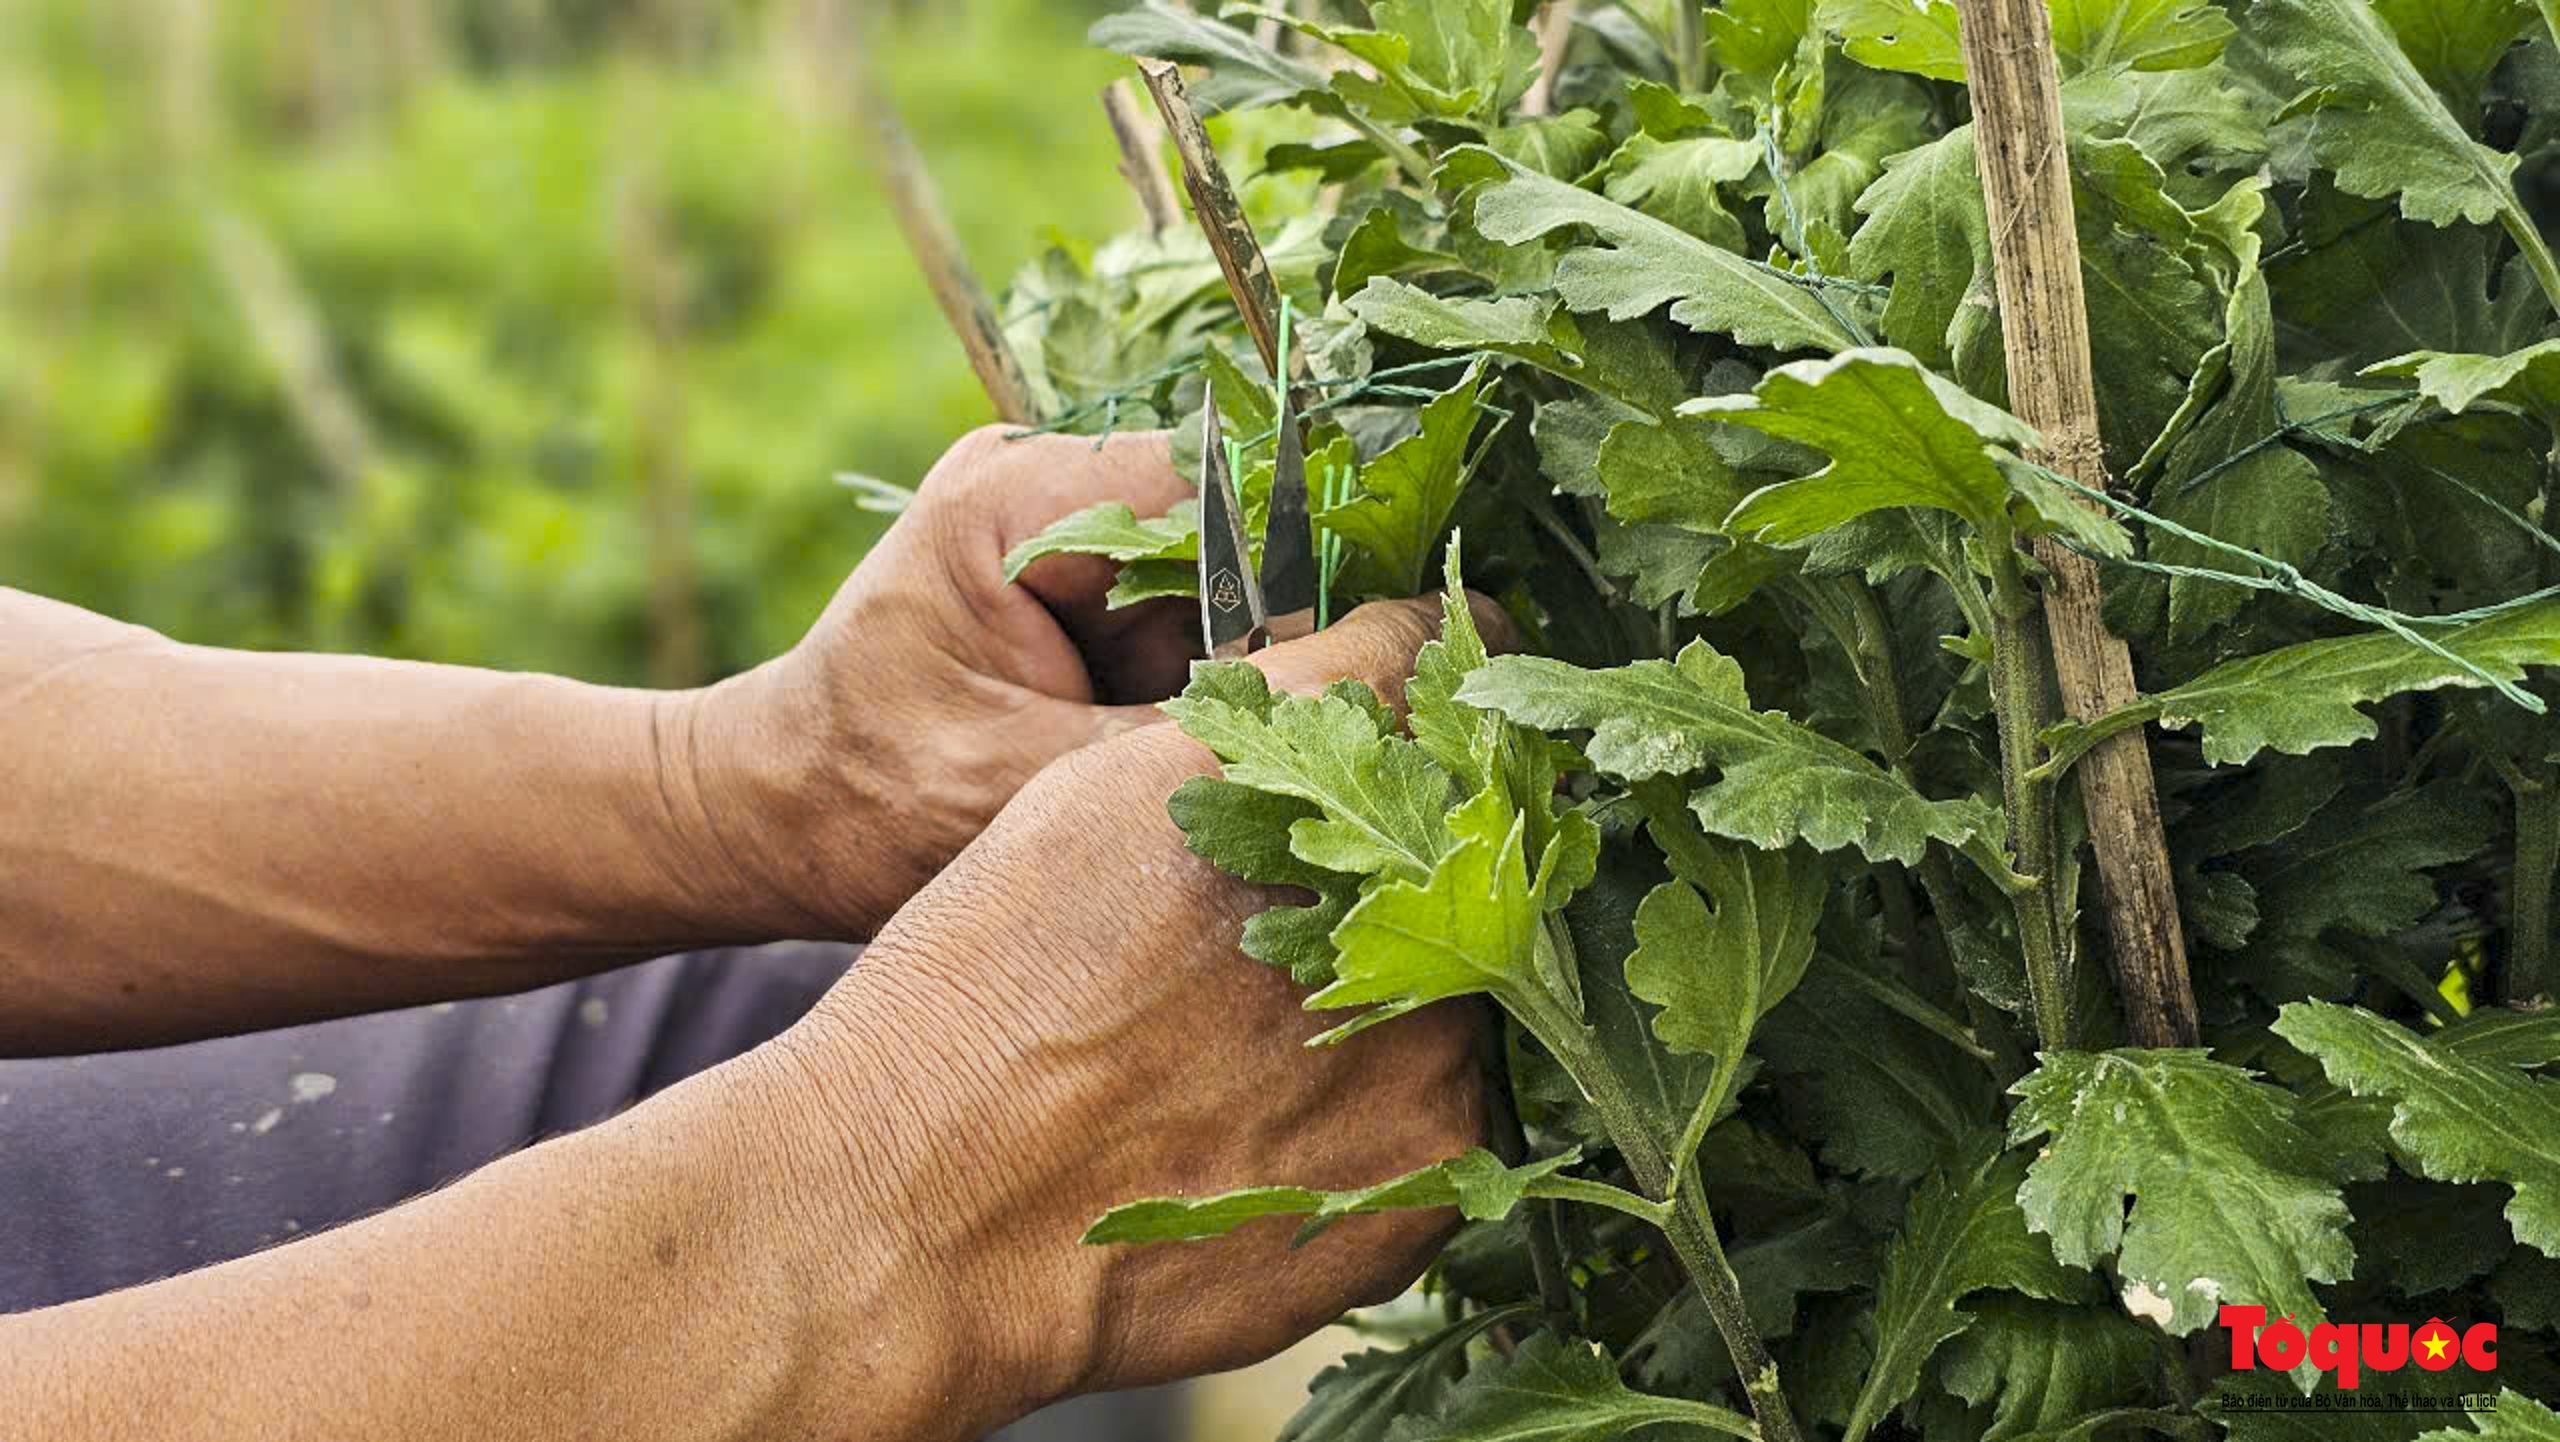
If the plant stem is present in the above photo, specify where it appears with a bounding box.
[1662,1170,1794,1435]
[855,58,1040,425]
[1671,0,1703,92]
[2513,441,2560,1002]
[1986,539,2074,1053]
[1099,79,1180,235]
[1521,994,1805,1442]
[1957,0,2198,1048]
[1799,578,1984,1004]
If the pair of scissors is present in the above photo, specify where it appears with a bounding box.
[1197,380,1315,658]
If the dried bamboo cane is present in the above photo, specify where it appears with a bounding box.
[1958,0,2202,1047]
[1101,79,1181,235]
[1135,58,1301,386]
[851,44,1040,424]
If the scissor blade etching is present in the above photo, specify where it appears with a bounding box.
[1196,402,1267,657]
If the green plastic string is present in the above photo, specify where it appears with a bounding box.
[2025,458,2550,714]
[1757,125,1880,349]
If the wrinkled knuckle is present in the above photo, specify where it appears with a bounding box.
[1342,599,1439,687]
[926,424,1020,500]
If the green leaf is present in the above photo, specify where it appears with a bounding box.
[1757,961,2005,1179]
[1082,1146,1580,1244]
[1346,278,1574,371]
[1821,0,1966,82]
[1458,641,2015,876]
[2252,0,2533,231]
[2248,782,2498,950]
[2271,192,2548,371]
[1593,416,1749,532]
[1787,68,1936,238]
[2045,600,2560,770]
[1280,1307,1536,1442]
[1601,132,1762,251]
[1693,348,2036,541]
[1547,842,1725,1155]
[1368,0,1541,120]
[2275,1001,2560,1257]
[1089,2,1330,113]
[2049,0,2235,74]
[1166,776,1361,985]
[2373,0,2534,119]
[1466,151,1861,353]
[1319,362,1491,595]
[1936,1297,2166,1442]
[1334,209,1462,301]
[2145,221,2330,642]
[2415,1392,2560,1441]
[1000,498,1198,581]
[1390,1332,1758,1442]
[1843,1145,2090,1442]
[2367,339,2560,426]
[1847,127,1990,371]
[1308,786,1541,1040]
[1107,558,1201,607]
[1691,348,2123,553]
[2007,1050,2354,1341]
[1487,110,1615,178]
[1628,799,1826,1160]
[1163,662,1453,881]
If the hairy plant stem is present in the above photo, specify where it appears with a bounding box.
[1492,1060,1580,1319]
[2513,442,2560,1002]
[1517,991,1805,1442]
[1797,578,1982,1002]
[1986,539,2074,1052]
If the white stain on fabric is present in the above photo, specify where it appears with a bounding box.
[249,1108,283,1135]
[578,997,610,1028]
[164,1166,186,1179]
[288,1072,337,1103]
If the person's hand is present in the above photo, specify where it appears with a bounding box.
[750,597,1511,1433]
[688,427,1196,938]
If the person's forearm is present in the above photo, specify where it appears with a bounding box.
[0,1040,1000,1442]
[0,588,836,1053]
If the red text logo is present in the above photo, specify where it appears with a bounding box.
[2219,1306,2497,1390]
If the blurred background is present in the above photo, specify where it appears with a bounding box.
[0,0,1333,1435]
[0,0,1140,684]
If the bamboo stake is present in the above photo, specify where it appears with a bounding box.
[1135,57,1299,385]
[1957,0,2201,1047]
[1101,79,1181,235]
[1522,1,1578,118]
[851,46,1040,424]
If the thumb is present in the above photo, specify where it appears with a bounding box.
[1245,594,1517,712]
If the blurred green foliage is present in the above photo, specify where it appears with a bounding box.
[0,0,1135,681]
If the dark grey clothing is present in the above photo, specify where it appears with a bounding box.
[0,945,1178,1442]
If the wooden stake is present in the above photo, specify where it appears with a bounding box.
[852,52,1040,425]
[1522,1,1577,118]
[1136,57,1300,385]
[1101,79,1181,235]
[1958,0,2201,1047]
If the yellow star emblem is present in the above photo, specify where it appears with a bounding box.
[2420,1331,2452,1362]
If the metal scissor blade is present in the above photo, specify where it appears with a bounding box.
[1196,403,1268,657]
[1257,382,1316,623]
